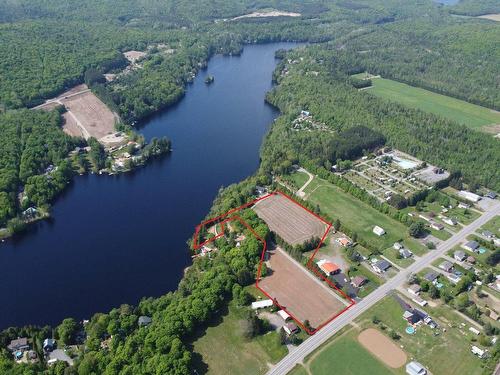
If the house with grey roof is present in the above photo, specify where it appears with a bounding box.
[454,250,467,262]
[463,240,479,252]
[406,361,427,375]
[439,260,454,273]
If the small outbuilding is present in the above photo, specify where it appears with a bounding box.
[406,361,427,375]
[373,226,386,236]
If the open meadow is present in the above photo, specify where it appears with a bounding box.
[360,77,500,131]
[303,177,425,255]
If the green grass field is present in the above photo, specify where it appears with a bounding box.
[307,330,398,375]
[303,177,425,255]
[191,301,287,375]
[363,77,500,130]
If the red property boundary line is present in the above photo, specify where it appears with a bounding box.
[192,190,356,335]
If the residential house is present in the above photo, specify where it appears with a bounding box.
[419,214,432,223]
[43,338,56,353]
[284,322,299,335]
[399,248,413,259]
[255,186,267,196]
[482,230,494,239]
[485,191,497,199]
[331,273,357,298]
[424,271,439,284]
[406,361,428,375]
[463,240,479,252]
[393,242,403,250]
[317,259,341,276]
[351,276,367,288]
[373,226,385,236]
[336,237,352,247]
[408,284,421,296]
[454,250,467,262]
[7,338,29,353]
[412,296,428,307]
[373,259,391,273]
[466,256,476,264]
[22,207,38,219]
[138,316,152,326]
[458,202,470,209]
[430,222,444,231]
[443,217,457,226]
[447,273,462,284]
[438,260,454,273]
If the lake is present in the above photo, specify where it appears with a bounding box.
[0,42,298,329]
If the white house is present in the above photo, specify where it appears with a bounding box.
[408,284,421,296]
[443,217,458,226]
[471,345,486,359]
[469,327,480,335]
[373,226,385,236]
[277,310,291,321]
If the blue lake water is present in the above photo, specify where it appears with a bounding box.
[0,43,298,329]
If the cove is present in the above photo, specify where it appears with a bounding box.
[0,42,298,329]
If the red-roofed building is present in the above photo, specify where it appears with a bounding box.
[317,259,341,276]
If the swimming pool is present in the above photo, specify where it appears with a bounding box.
[479,248,487,254]
[393,156,419,170]
[406,326,416,335]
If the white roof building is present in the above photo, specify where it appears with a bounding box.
[406,361,427,375]
[373,226,385,236]
[459,190,481,203]
[277,310,291,321]
[251,299,273,310]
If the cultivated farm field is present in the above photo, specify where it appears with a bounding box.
[253,193,327,245]
[363,77,500,130]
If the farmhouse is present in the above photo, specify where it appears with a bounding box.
[373,226,385,236]
[373,259,391,273]
[351,275,367,288]
[406,361,428,375]
[463,240,479,252]
[251,299,273,309]
[317,259,341,276]
[454,250,467,262]
[439,260,454,273]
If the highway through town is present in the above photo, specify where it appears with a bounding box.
[267,200,500,375]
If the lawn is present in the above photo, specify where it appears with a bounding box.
[288,364,308,375]
[480,215,500,236]
[363,77,500,130]
[355,295,487,375]
[191,301,287,375]
[306,329,400,375]
[303,177,425,254]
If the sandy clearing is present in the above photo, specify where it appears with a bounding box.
[232,10,301,20]
[357,328,407,368]
[477,14,500,22]
[258,248,348,328]
[123,50,147,63]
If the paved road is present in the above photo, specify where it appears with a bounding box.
[267,201,500,375]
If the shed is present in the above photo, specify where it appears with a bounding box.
[251,299,273,310]
[373,226,385,236]
[406,361,427,375]
[277,310,291,321]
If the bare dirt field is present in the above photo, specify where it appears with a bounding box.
[123,50,147,63]
[253,193,327,245]
[63,90,117,140]
[357,328,407,368]
[258,248,348,329]
[33,84,118,143]
[232,10,301,20]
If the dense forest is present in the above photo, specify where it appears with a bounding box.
[0,110,77,227]
[1,0,500,373]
